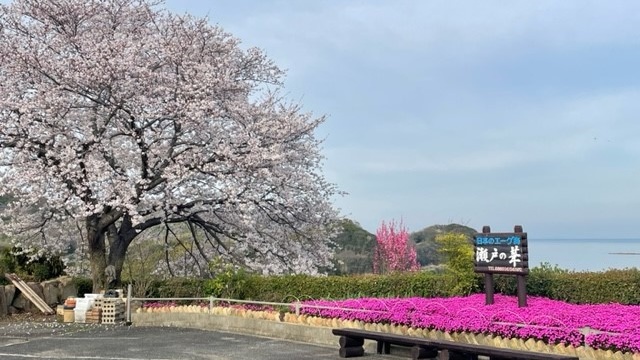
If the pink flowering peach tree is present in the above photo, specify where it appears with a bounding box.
[0,0,340,291]
[373,220,420,274]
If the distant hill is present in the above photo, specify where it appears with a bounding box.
[330,219,376,275]
[411,224,477,266]
[330,220,477,274]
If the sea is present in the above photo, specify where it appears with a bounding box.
[528,238,640,271]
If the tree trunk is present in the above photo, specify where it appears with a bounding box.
[87,216,107,293]
[107,228,128,289]
[87,213,147,292]
[107,216,136,289]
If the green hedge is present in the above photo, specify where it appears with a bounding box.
[68,266,640,305]
[219,272,460,302]
[147,277,208,298]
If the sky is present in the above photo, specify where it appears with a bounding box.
[164,0,640,239]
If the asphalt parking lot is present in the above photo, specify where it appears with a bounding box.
[0,321,402,359]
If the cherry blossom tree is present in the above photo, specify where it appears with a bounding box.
[0,0,340,291]
[372,220,420,274]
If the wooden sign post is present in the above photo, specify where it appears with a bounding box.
[473,225,529,307]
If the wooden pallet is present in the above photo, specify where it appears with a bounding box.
[4,273,55,315]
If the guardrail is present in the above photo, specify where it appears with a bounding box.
[124,285,385,325]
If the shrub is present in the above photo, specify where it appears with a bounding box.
[203,263,249,299]
[235,271,455,302]
[435,232,477,295]
[73,277,93,297]
[147,277,207,298]
[0,246,65,282]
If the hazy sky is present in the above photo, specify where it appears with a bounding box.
[165,0,640,238]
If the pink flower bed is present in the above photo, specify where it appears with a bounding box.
[300,294,640,353]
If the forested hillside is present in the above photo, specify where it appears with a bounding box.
[331,220,477,274]
[411,224,477,266]
[330,219,376,274]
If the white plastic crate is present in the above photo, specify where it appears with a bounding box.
[74,298,95,311]
[74,308,86,323]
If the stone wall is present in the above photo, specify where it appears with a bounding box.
[2,276,77,316]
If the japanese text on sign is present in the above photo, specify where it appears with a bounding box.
[475,236,521,246]
[475,245,522,267]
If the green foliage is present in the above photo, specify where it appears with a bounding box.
[147,277,208,298]
[330,219,376,275]
[435,232,478,295]
[203,259,249,299]
[524,262,569,298]
[0,246,65,282]
[491,263,572,296]
[411,224,477,266]
[73,277,93,297]
[122,240,164,297]
[535,268,640,304]
[235,271,456,302]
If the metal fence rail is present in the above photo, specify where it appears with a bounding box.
[124,285,385,325]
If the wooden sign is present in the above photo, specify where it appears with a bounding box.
[474,225,529,307]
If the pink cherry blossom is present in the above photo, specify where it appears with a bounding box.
[373,219,419,274]
[0,0,340,289]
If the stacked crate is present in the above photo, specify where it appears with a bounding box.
[101,298,125,324]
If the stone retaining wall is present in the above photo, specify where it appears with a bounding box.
[1,276,77,316]
[133,306,640,360]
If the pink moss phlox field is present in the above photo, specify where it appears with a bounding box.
[300,294,640,353]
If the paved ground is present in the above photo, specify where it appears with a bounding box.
[0,320,402,359]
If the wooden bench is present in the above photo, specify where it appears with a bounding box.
[332,328,580,360]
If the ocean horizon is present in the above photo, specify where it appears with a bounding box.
[527,238,640,271]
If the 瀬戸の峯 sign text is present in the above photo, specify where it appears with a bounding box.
[475,244,522,267]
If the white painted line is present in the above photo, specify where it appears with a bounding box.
[0,339,29,347]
